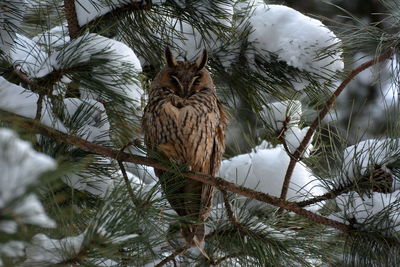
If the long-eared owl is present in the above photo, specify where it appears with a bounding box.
[142,48,227,246]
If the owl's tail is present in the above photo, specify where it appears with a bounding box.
[182,223,210,260]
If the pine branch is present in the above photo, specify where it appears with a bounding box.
[279,50,393,200]
[155,244,190,267]
[296,165,395,207]
[221,190,250,234]
[118,160,141,206]
[295,184,351,208]
[0,109,352,232]
[11,66,92,96]
[64,0,81,39]
[11,69,47,94]
[35,94,44,121]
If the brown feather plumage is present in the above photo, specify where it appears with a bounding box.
[142,49,227,247]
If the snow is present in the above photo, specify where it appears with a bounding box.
[9,34,48,76]
[169,3,234,65]
[285,126,313,157]
[0,241,26,258]
[260,100,302,132]
[25,233,85,264]
[260,101,313,157]
[0,76,68,132]
[0,221,17,234]
[63,165,144,199]
[0,0,25,55]
[62,98,111,142]
[329,191,400,231]
[218,140,324,203]
[340,139,400,191]
[245,4,343,79]
[32,24,70,49]
[13,194,56,228]
[75,0,160,27]
[32,33,143,109]
[0,128,56,208]
[0,129,57,231]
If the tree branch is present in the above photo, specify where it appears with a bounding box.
[64,0,81,39]
[279,50,393,200]
[155,244,190,267]
[295,184,351,208]
[35,94,44,121]
[221,190,250,234]
[0,109,351,232]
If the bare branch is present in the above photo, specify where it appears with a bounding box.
[279,50,393,200]
[0,109,351,232]
[35,94,44,121]
[64,0,81,39]
[221,190,249,234]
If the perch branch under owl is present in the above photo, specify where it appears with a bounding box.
[0,108,350,232]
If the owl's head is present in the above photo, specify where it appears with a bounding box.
[156,48,213,98]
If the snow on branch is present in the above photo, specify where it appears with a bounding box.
[245,3,343,79]
[0,76,67,131]
[218,140,323,206]
[0,128,56,236]
[74,0,154,28]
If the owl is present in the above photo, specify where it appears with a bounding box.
[142,48,227,248]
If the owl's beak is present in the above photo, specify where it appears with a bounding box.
[183,87,190,98]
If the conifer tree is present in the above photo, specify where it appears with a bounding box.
[0,0,399,266]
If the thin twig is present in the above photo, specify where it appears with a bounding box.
[64,0,81,39]
[295,185,351,208]
[35,94,44,121]
[279,51,392,201]
[155,244,190,267]
[117,160,140,206]
[277,116,293,157]
[0,109,351,232]
[12,66,89,96]
[221,190,249,234]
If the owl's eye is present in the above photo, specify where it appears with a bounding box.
[192,75,201,85]
[170,75,180,85]
[170,75,184,95]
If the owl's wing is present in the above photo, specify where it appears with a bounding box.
[199,101,227,219]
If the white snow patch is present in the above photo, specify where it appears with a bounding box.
[25,233,85,264]
[63,98,111,142]
[246,4,343,79]
[0,241,26,258]
[330,191,400,231]
[0,1,25,54]
[340,139,400,190]
[0,76,67,132]
[9,34,48,76]
[260,100,302,132]
[0,128,56,208]
[219,141,324,203]
[260,101,313,157]
[13,194,56,228]
[33,24,70,49]
[0,221,17,234]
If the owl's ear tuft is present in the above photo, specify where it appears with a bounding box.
[165,47,177,67]
[195,49,208,70]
